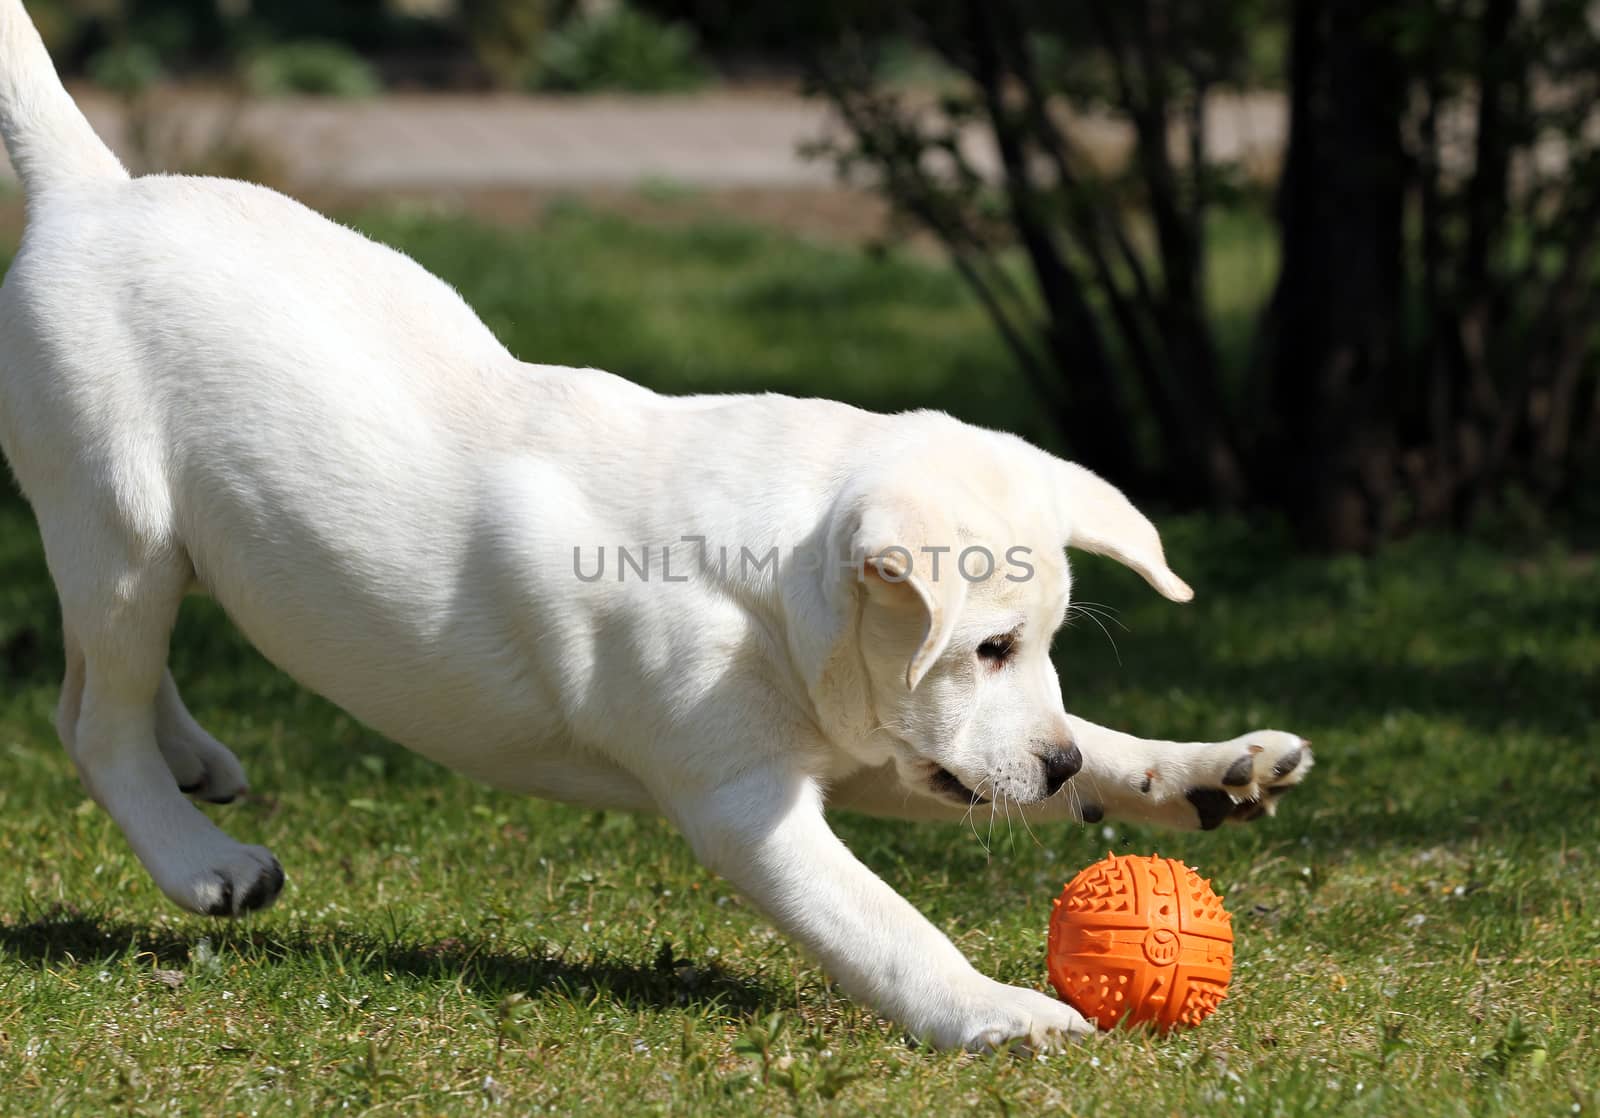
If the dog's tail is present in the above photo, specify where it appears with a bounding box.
[0,0,126,196]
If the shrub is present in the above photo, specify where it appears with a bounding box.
[243,39,382,98]
[460,0,553,88]
[86,43,166,96]
[534,5,708,93]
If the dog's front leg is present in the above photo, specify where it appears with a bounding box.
[663,765,1094,1052]
[1066,716,1312,832]
[824,720,1311,832]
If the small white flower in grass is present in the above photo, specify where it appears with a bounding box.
[1406,913,1426,928]
[481,1074,506,1104]
[1101,825,1116,842]
[316,992,331,1009]
[1089,1055,1101,1068]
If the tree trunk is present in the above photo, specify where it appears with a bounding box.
[1260,0,1411,551]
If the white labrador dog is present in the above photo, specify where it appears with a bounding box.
[0,2,1311,1051]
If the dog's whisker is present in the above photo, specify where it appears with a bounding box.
[1015,793,1044,850]
[960,777,991,853]
[985,794,999,864]
[963,810,985,855]
[1084,768,1107,815]
[1068,600,1129,632]
[959,776,993,856]
[1069,605,1123,664]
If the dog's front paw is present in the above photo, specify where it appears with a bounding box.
[1183,730,1313,830]
[938,978,1097,1053]
[158,844,285,916]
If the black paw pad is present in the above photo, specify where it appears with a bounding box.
[1221,755,1255,787]
[1271,748,1305,780]
[204,792,238,805]
[1186,787,1234,831]
[1079,804,1104,824]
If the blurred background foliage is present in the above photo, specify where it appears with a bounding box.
[15,0,1600,552]
[798,0,1600,551]
[28,0,715,93]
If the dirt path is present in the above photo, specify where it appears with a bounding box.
[0,88,1286,242]
[2,88,1286,193]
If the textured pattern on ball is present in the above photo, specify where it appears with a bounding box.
[1046,853,1233,1032]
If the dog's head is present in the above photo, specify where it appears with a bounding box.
[813,421,1191,808]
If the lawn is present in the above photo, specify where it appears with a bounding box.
[0,203,1596,1116]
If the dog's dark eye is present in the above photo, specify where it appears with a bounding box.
[977,633,1017,665]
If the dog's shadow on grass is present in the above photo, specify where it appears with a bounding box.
[0,906,777,1018]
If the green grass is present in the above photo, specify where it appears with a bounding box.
[1,206,1597,1116]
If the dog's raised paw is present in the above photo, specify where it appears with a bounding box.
[1184,732,1313,830]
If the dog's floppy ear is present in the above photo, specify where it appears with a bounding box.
[1053,460,1193,602]
[846,489,968,691]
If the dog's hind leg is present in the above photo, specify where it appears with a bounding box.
[78,630,253,804]
[46,517,282,916]
[53,625,85,752]
[155,671,250,804]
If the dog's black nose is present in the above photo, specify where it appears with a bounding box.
[1042,744,1082,796]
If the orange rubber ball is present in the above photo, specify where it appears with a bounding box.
[1046,853,1233,1032]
